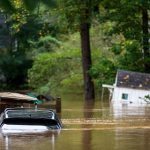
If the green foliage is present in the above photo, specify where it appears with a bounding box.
[0,2,61,90]
[58,0,100,31]
[111,40,144,72]
[100,0,150,72]
[101,0,142,40]
[22,0,39,10]
[89,57,116,86]
[0,0,56,12]
[28,49,82,94]
[40,0,56,7]
[0,0,15,12]
[0,50,32,89]
[9,9,60,46]
[29,35,62,55]
[28,32,83,94]
[140,94,150,104]
[28,24,118,94]
[88,22,118,88]
[111,44,122,55]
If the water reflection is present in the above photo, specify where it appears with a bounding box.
[0,130,60,150]
[82,101,95,150]
[115,128,150,150]
[110,102,150,119]
[110,102,150,130]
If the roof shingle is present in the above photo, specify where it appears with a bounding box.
[116,70,150,90]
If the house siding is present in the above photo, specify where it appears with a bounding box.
[112,87,150,104]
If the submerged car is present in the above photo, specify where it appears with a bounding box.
[0,108,62,133]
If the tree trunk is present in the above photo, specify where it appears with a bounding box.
[80,22,95,100]
[142,8,150,72]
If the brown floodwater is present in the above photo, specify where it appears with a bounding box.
[0,94,150,150]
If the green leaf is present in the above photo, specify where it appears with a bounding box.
[22,0,39,10]
[0,0,15,12]
[40,0,56,7]
[22,0,56,11]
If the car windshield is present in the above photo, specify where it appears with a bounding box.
[3,118,58,126]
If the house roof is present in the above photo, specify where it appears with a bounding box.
[0,92,38,102]
[116,70,150,90]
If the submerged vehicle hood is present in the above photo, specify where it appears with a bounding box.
[1,124,49,134]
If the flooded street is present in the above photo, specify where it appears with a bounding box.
[0,95,150,150]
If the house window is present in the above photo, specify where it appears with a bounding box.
[122,93,128,100]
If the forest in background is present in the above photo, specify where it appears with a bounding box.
[0,0,149,97]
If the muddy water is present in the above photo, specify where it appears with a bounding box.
[0,95,150,150]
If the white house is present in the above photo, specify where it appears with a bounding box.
[102,70,150,105]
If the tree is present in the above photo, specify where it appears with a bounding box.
[101,0,150,72]
[58,0,101,100]
[80,1,95,100]
[0,0,99,100]
[0,50,32,89]
[0,0,58,89]
[28,46,83,95]
[141,0,150,72]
